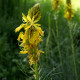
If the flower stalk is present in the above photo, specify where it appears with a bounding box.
[65,0,78,80]
[55,10,63,66]
[52,0,65,79]
[46,14,51,65]
[15,3,44,80]
[68,20,78,80]
[34,63,39,80]
[52,0,63,69]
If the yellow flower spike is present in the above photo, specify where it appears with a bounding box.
[20,51,28,54]
[15,24,25,32]
[15,4,44,80]
[15,4,44,78]
[64,10,74,20]
[64,0,74,20]
[52,0,63,11]
[22,13,27,22]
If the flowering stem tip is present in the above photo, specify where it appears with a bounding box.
[15,3,44,80]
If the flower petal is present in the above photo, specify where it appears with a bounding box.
[27,15,32,22]
[17,32,24,41]
[34,23,41,26]
[20,51,28,54]
[22,13,27,22]
[15,24,25,32]
[39,51,44,53]
[25,25,31,31]
[35,26,44,36]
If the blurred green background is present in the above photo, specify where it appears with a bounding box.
[0,0,80,80]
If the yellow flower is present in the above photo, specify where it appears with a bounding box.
[64,10,74,20]
[17,32,24,41]
[35,27,44,36]
[29,31,42,45]
[52,0,63,11]
[25,15,41,31]
[64,0,74,20]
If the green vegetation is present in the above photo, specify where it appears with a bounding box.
[0,0,80,80]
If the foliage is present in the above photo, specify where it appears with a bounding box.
[0,0,80,80]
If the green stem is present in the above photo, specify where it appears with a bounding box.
[34,63,39,80]
[55,10,66,80]
[55,11,63,67]
[69,21,78,80]
[52,29,57,43]
[46,14,51,65]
